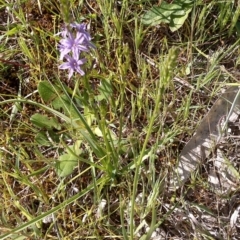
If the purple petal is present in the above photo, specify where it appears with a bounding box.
[68,69,74,79]
[77,58,87,65]
[59,48,71,60]
[71,23,87,32]
[72,50,80,61]
[60,39,73,47]
[75,67,85,76]
[59,62,70,69]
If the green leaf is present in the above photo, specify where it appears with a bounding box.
[177,0,194,4]
[38,81,58,102]
[35,130,61,146]
[142,0,194,32]
[35,131,50,146]
[169,7,193,32]
[30,113,61,130]
[56,153,78,177]
[38,81,80,119]
[52,94,80,119]
[56,141,82,177]
[142,3,177,25]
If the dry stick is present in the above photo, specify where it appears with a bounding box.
[0,58,30,68]
[170,86,240,190]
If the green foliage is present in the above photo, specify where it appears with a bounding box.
[56,140,81,177]
[31,113,61,130]
[35,77,118,177]
[142,0,194,31]
[35,130,60,146]
[37,80,95,176]
[95,78,113,101]
[30,112,63,146]
[38,81,57,102]
[38,81,80,119]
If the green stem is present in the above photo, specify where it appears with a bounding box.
[129,79,163,239]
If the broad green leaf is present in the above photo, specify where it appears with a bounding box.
[142,0,194,32]
[35,130,61,146]
[38,81,57,102]
[170,7,193,31]
[142,3,180,25]
[52,94,80,119]
[30,113,61,130]
[38,81,82,120]
[56,141,82,177]
[35,131,51,146]
[56,153,78,177]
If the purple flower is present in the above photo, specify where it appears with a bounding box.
[70,23,95,49]
[59,31,89,60]
[57,27,69,38]
[71,23,89,35]
[59,55,86,79]
[58,22,95,79]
